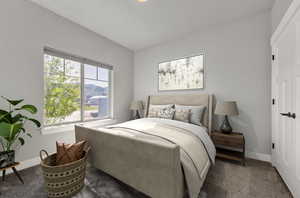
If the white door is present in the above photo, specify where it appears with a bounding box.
[291,11,300,198]
[274,22,294,194]
[272,10,300,198]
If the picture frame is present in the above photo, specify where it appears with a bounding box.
[158,54,204,91]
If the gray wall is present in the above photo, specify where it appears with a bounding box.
[271,0,293,33]
[0,0,134,161]
[134,11,272,156]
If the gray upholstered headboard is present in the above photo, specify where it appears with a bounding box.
[145,94,213,134]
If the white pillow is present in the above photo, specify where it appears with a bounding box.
[157,107,175,120]
[149,104,173,109]
[174,109,190,123]
[175,105,206,126]
[147,104,174,118]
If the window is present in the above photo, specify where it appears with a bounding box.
[44,48,112,126]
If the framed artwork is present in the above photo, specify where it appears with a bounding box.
[158,54,204,91]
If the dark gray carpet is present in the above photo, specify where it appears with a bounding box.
[0,159,292,198]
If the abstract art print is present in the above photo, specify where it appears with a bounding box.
[158,55,204,91]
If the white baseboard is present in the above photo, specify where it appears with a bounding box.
[246,152,271,162]
[216,145,272,163]
[3,156,40,175]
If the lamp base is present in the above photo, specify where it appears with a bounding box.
[220,115,232,134]
[134,110,141,120]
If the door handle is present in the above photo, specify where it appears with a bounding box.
[290,113,296,119]
[280,112,291,117]
[280,112,296,119]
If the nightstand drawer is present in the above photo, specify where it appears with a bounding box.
[211,131,245,165]
[213,138,244,148]
[211,132,245,149]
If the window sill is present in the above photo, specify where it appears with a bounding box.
[41,119,117,135]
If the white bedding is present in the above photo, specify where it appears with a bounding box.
[146,118,216,163]
[110,118,216,164]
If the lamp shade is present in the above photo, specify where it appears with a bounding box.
[215,101,239,116]
[130,101,143,110]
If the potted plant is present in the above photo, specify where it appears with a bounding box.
[0,97,41,168]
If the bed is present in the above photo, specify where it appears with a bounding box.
[75,94,215,198]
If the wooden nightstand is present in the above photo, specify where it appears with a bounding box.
[211,131,245,165]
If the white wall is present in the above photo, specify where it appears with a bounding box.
[134,11,272,156]
[0,0,133,162]
[271,0,293,33]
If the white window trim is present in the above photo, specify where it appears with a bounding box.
[43,47,114,129]
[41,118,117,135]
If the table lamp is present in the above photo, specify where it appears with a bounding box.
[215,101,239,134]
[130,101,143,119]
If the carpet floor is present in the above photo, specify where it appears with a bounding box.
[0,159,292,198]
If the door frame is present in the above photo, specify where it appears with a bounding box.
[271,47,279,167]
[271,0,300,46]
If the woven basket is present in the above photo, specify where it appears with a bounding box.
[40,150,88,198]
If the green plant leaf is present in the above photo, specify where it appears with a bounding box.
[13,114,41,128]
[28,118,41,128]
[0,110,9,121]
[0,122,11,139]
[0,122,23,141]
[0,110,12,123]
[2,96,24,106]
[16,105,38,114]
[2,113,13,123]
[18,137,25,145]
[26,133,32,138]
[10,123,23,141]
[0,110,8,116]
[12,114,23,123]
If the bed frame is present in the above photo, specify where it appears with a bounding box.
[75,94,213,198]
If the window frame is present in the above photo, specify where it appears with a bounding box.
[43,48,113,127]
[82,64,112,122]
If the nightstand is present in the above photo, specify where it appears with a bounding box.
[211,131,245,165]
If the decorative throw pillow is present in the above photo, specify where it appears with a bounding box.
[148,107,160,118]
[147,104,174,118]
[56,141,86,166]
[174,109,190,123]
[175,105,206,126]
[158,107,175,119]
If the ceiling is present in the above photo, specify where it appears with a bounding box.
[29,0,274,51]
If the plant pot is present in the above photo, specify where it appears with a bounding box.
[0,150,15,168]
